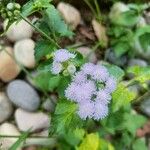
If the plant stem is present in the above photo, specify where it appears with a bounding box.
[20,14,61,49]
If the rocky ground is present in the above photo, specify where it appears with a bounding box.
[0,1,150,150]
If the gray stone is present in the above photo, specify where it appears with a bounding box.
[128,59,148,67]
[105,48,127,66]
[15,108,50,132]
[7,80,40,111]
[77,47,97,63]
[42,98,56,112]
[140,97,150,116]
[0,92,13,123]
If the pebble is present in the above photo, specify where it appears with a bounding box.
[140,98,150,117]
[105,48,127,66]
[57,2,81,30]
[14,39,36,68]
[134,39,150,59]
[128,58,148,67]
[42,98,56,112]
[7,80,40,111]
[4,19,33,42]
[0,123,21,150]
[77,47,97,63]
[15,108,50,132]
[0,47,20,82]
[92,19,108,47]
[0,92,13,123]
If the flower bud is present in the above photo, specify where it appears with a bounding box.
[67,64,76,75]
[7,3,14,10]
[63,70,69,76]
[15,3,21,9]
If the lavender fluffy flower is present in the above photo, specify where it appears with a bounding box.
[81,63,95,75]
[91,65,109,82]
[77,101,94,120]
[105,76,117,93]
[53,49,76,63]
[93,101,108,120]
[64,62,117,121]
[73,71,87,84]
[96,90,111,104]
[51,61,63,75]
[65,80,96,102]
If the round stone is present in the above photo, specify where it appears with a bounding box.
[15,108,50,132]
[14,39,36,68]
[4,19,33,42]
[0,47,20,82]
[57,2,81,30]
[7,80,40,111]
[0,92,13,123]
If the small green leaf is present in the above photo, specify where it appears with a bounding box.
[51,100,83,134]
[112,83,136,112]
[43,5,73,37]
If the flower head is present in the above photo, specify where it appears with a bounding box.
[105,76,117,93]
[64,62,117,121]
[77,101,94,120]
[93,101,108,120]
[53,49,76,63]
[51,62,63,75]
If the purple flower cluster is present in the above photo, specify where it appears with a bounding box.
[65,63,117,120]
[51,49,76,75]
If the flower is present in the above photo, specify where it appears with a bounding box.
[65,62,117,120]
[81,63,95,75]
[51,61,63,75]
[77,101,94,120]
[93,101,108,120]
[65,80,96,102]
[96,89,111,104]
[105,76,117,93]
[91,65,109,82]
[53,49,76,63]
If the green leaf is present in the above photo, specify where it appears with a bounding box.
[116,10,140,26]
[112,83,136,112]
[51,100,83,134]
[33,71,60,92]
[123,113,147,136]
[22,0,52,17]
[64,128,85,146]
[34,40,56,62]
[104,64,125,81]
[114,42,130,57]
[9,130,30,150]
[132,139,147,150]
[77,133,100,150]
[48,75,61,92]
[43,5,73,37]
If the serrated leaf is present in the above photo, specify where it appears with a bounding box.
[51,100,83,134]
[112,83,136,112]
[43,5,73,37]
